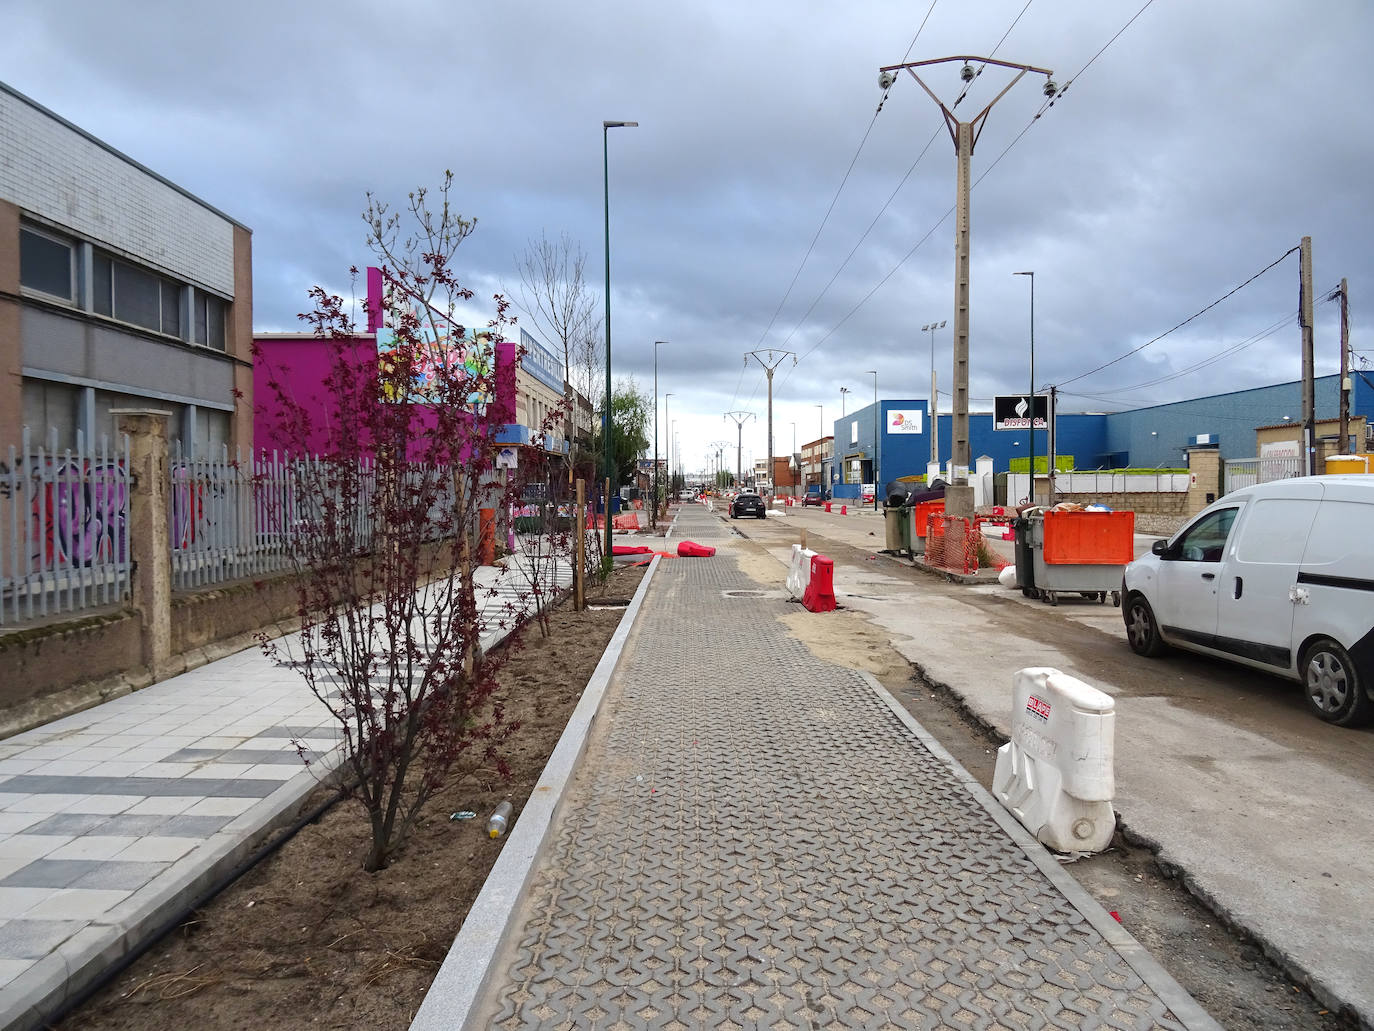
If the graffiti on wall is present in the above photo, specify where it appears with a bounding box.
[17,458,130,567]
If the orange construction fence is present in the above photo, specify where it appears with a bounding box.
[926,513,979,575]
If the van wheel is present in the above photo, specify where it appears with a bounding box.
[1301,638,1374,727]
[1125,594,1166,657]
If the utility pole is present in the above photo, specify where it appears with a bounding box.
[744,349,796,505]
[724,411,755,488]
[1300,236,1315,475]
[1332,279,1351,454]
[866,369,879,509]
[652,340,667,528]
[881,56,1054,517]
[922,321,946,467]
[1048,385,1058,507]
[840,386,849,416]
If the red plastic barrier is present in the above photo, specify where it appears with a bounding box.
[677,540,716,557]
[802,555,837,612]
[840,505,847,516]
[612,545,653,556]
[613,513,640,530]
[824,502,831,513]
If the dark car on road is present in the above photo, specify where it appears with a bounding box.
[730,492,766,519]
[802,488,827,507]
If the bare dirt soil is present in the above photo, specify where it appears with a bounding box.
[58,562,648,1031]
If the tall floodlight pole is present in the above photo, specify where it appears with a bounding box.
[653,340,667,527]
[866,370,879,509]
[880,57,1054,517]
[724,411,755,487]
[744,349,796,504]
[602,119,638,557]
[663,392,674,502]
[840,386,849,416]
[1014,271,1035,500]
[921,320,946,466]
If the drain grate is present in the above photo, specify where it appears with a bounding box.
[722,589,766,598]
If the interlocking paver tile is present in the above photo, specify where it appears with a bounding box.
[476,506,1195,1030]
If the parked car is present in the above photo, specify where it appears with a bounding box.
[802,487,827,507]
[730,492,766,519]
[1122,475,1374,726]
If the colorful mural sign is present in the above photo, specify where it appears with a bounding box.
[376,325,493,407]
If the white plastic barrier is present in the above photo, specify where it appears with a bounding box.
[786,544,817,599]
[992,667,1116,853]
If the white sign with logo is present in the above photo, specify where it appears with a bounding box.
[495,446,519,469]
[1260,439,1300,459]
[887,410,923,434]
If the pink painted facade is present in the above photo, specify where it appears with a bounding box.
[252,332,517,458]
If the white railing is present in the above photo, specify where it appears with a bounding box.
[1223,455,1304,495]
[1,428,132,626]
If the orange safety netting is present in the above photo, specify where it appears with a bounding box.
[926,514,981,575]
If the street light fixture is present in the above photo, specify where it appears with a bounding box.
[653,340,667,527]
[840,386,849,416]
[1013,271,1035,502]
[921,320,946,467]
[866,370,878,510]
[602,119,638,559]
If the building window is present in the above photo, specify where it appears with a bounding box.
[92,253,184,337]
[193,290,227,351]
[22,380,79,449]
[20,226,76,302]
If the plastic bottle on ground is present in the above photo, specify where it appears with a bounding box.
[487,800,513,839]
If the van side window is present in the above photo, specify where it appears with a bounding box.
[1173,507,1237,562]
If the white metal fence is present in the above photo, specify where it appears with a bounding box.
[1,428,132,626]
[1222,456,1304,495]
[4,428,463,624]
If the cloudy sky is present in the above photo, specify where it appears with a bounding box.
[6,0,1372,473]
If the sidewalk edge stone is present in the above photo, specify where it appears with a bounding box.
[856,669,1224,1031]
[409,554,663,1031]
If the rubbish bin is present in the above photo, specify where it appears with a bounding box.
[1013,514,1037,594]
[883,505,904,551]
[897,500,915,555]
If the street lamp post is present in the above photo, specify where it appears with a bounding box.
[653,340,667,527]
[1013,271,1035,503]
[663,393,674,500]
[921,320,946,467]
[866,370,878,510]
[602,119,637,559]
[840,386,849,416]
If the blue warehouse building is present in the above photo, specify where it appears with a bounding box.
[828,373,1374,499]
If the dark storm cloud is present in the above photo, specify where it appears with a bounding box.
[5,0,1370,469]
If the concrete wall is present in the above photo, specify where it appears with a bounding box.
[0,83,237,293]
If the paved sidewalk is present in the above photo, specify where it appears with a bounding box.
[430,504,1218,1030]
[0,555,569,1031]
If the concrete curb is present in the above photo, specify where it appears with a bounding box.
[856,670,1224,1031]
[409,554,662,1031]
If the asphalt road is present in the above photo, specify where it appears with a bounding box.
[707,500,1373,1030]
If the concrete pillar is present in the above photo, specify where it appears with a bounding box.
[115,409,173,677]
[1185,447,1221,516]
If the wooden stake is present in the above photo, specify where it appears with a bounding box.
[575,478,586,611]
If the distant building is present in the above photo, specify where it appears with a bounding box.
[1,81,253,454]
[801,436,833,488]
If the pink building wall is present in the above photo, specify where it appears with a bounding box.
[252,332,517,458]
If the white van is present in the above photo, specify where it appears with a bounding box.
[1122,475,1374,726]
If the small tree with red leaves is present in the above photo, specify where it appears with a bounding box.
[257,175,568,871]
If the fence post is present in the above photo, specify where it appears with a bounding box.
[114,409,173,677]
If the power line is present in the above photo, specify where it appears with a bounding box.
[1053,247,1301,389]
[773,1,1035,366]
[740,2,939,375]
[777,1,1157,378]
